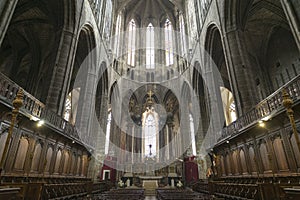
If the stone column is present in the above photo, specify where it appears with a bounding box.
[167,122,174,160]
[131,125,135,163]
[180,99,191,156]
[163,125,169,161]
[76,72,97,145]
[93,94,108,181]
[223,29,258,114]
[281,0,300,50]
[0,0,18,46]
[126,122,133,163]
[46,29,77,114]
[202,59,225,147]
[120,126,127,164]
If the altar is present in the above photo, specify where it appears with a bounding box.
[139,176,163,195]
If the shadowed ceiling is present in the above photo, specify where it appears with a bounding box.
[115,0,185,26]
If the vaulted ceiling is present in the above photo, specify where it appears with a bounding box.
[115,0,185,26]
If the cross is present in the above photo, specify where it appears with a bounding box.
[147,90,153,98]
[149,144,152,156]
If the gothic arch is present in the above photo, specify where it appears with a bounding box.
[204,25,230,89]
[63,24,96,124]
[0,0,69,103]
[241,0,299,96]
[95,61,108,120]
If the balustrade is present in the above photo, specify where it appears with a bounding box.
[219,75,300,141]
[0,73,80,142]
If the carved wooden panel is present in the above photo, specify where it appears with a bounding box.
[14,137,29,170]
[63,151,69,174]
[0,131,8,162]
[54,149,62,173]
[31,143,42,171]
[249,146,257,173]
[239,149,247,173]
[45,147,53,172]
[260,143,271,172]
[290,132,300,167]
[273,137,288,171]
[232,151,238,174]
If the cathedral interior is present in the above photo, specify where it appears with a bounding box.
[0,0,300,199]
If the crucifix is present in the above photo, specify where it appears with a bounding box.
[149,144,152,156]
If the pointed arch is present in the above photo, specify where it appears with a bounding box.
[164,19,174,66]
[146,23,155,69]
[127,19,136,66]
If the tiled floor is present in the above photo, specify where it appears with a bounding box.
[145,196,157,200]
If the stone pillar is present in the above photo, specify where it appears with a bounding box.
[164,125,169,161]
[131,125,135,163]
[126,122,133,163]
[224,29,258,114]
[120,127,127,164]
[281,0,300,50]
[203,60,225,147]
[180,99,190,156]
[93,94,108,181]
[0,0,18,46]
[167,122,174,160]
[76,72,97,145]
[46,29,77,114]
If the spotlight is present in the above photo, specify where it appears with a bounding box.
[226,140,229,144]
[259,120,265,127]
[37,120,45,127]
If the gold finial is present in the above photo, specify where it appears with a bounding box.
[0,88,24,179]
[282,88,293,109]
[13,89,24,110]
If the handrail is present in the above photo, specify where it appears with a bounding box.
[218,74,300,142]
[0,73,80,142]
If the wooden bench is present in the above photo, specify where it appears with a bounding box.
[92,188,145,200]
[156,188,210,200]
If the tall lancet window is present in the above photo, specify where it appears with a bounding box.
[127,19,136,66]
[146,23,155,69]
[164,19,174,66]
[114,14,122,57]
[179,14,187,56]
[143,107,158,158]
[189,114,197,155]
[105,112,112,154]
[103,0,113,39]
[187,0,197,42]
